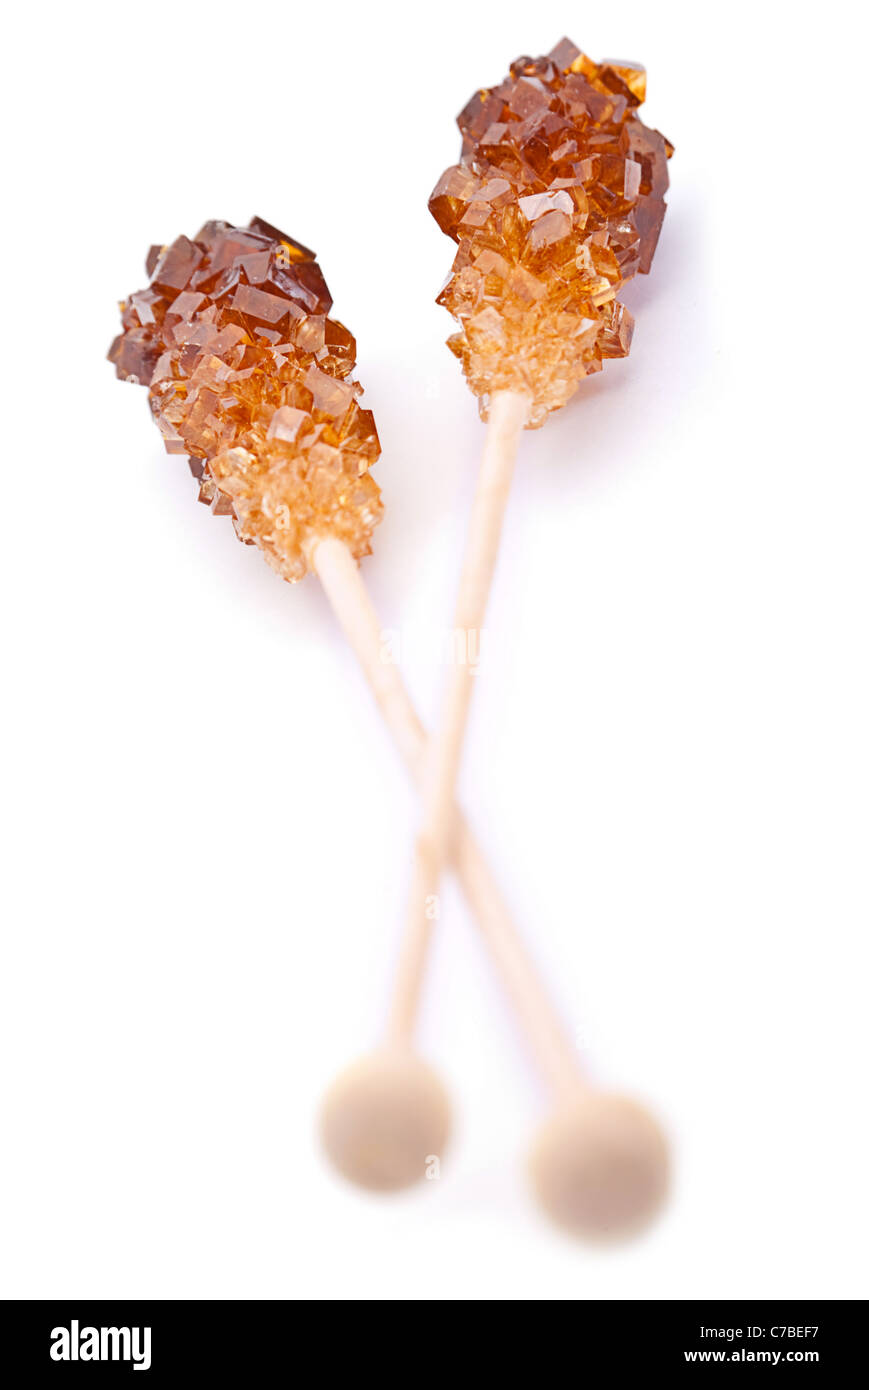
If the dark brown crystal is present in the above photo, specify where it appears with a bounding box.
[429,39,673,426]
[109,219,381,582]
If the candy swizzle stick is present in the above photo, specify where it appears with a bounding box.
[401,39,672,1237]
[109,216,576,1198]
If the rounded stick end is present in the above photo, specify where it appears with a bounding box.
[529,1091,669,1241]
[320,1048,450,1192]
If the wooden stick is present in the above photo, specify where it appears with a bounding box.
[307,530,579,1100]
[388,389,532,1045]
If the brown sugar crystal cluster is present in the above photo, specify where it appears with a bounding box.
[429,38,673,427]
[108,218,382,582]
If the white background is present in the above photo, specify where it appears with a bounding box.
[1,0,867,1301]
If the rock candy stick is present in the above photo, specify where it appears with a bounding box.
[109,216,575,1196]
[408,41,672,1237]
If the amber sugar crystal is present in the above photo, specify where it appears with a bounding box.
[108,218,382,582]
[429,38,673,427]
